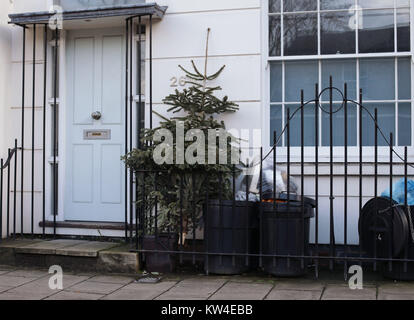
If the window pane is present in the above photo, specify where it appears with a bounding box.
[139,40,145,94]
[321,0,355,10]
[283,0,317,12]
[269,15,281,56]
[285,104,316,146]
[359,9,394,53]
[399,103,411,146]
[285,61,318,102]
[322,60,357,101]
[322,103,357,146]
[360,59,395,101]
[321,11,356,54]
[270,104,283,146]
[358,0,394,9]
[398,58,411,100]
[362,103,395,146]
[270,63,283,102]
[397,0,410,7]
[284,13,318,55]
[397,8,410,52]
[269,0,281,12]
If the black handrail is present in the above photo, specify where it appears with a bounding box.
[0,139,19,240]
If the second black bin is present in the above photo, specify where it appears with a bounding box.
[261,195,315,277]
[204,200,258,275]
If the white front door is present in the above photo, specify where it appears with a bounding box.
[65,28,125,222]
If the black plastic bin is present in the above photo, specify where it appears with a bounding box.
[260,195,316,277]
[142,233,178,273]
[360,197,414,280]
[204,200,258,275]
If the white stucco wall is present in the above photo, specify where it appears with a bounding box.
[0,1,12,159]
[0,1,12,238]
[149,0,263,142]
[11,0,50,13]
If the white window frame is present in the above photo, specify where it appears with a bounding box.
[262,0,414,162]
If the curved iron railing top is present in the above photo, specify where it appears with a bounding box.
[0,141,19,170]
[260,80,412,168]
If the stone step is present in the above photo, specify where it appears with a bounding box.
[0,239,140,274]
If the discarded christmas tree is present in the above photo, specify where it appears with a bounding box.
[123,29,240,237]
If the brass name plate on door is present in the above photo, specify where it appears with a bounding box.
[83,129,111,140]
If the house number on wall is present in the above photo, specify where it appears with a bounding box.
[170,76,187,87]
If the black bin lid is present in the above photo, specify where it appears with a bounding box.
[262,192,316,208]
[359,197,409,258]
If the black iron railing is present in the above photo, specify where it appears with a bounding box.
[0,23,57,239]
[131,80,414,279]
[2,20,413,280]
[1,14,153,241]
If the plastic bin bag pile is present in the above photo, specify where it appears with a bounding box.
[381,178,414,205]
[235,155,298,202]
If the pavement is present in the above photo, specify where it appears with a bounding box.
[0,265,413,300]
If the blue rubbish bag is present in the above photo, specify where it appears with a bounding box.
[381,178,414,205]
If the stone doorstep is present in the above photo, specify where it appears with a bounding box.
[15,240,86,255]
[55,242,121,257]
[0,239,140,274]
[13,240,120,257]
[0,239,44,249]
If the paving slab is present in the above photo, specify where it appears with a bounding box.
[7,273,91,298]
[209,281,273,300]
[378,282,414,295]
[0,285,13,293]
[321,285,377,300]
[46,290,104,300]
[324,278,377,288]
[156,278,227,300]
[88,275,135,285]
[7,281,61,297]
[55,241,120,257]
[6,269,49,278]
[66,280,125,295]
[266,289,322,300]
[0,274,38,287]
[103,281,178,300]
[10,273,92,295]
[0,290,54,300]
[273,280,325,291]
[56,274,93,289]
[378,293,414,300]
[15,239,86,255]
